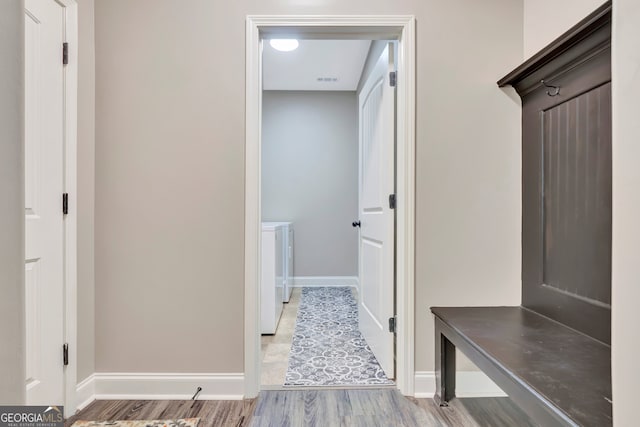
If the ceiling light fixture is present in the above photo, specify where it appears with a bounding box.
[269,39,299,52]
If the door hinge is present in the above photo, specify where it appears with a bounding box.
[63,42,69,65]
[388,316,397,334]
[389,194,396,209]
[389,71,397,87]
[62,193,68,215]
[63,343,69,366]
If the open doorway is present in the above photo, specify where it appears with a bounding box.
[259,39,397,388]
[245,16,416,398]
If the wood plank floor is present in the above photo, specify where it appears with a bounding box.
[66,390,536,427]
[65,399,256,427]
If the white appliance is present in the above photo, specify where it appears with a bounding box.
[261,222,285,334]
[281,223,294,302]
[261,222,294,334]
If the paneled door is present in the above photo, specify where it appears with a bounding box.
[25,0,65,405]
[357,43,395,378]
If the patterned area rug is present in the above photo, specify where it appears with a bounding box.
[71,420,199,427]
[284,287,394,386]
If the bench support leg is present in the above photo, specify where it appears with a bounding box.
[434,318,456,407]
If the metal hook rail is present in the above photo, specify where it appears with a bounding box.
[541,80,560,96]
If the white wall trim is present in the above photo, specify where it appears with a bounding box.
[394,15,417,399]
[413,371,436,398]
[75,374,95,411]
[75,373,244,404]
[293,276,359,289]
[245,15,416,399]
[414,371,507,399]
[57,0,79,415]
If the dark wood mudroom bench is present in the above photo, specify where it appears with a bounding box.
[431,306,612,426]
[428,3,614,426]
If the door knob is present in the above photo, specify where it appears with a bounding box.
[352,221,361,228]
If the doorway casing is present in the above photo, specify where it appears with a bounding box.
[244,15,416,398]
[60,0,78,413]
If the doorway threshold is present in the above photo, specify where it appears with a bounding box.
[261,383,398,392]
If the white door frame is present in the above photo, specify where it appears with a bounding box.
[244,15,416,398]
[25,0,78,414]
[60,0,78,414]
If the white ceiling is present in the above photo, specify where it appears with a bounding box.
[263,40,372,91]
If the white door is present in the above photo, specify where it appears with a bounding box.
[25,0,66,405]
[358,44,395,378]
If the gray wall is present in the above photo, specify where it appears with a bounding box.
[612,0,640,424]
[94,0,246,373]
[77,0,96,383]
[523,0,606,58]
[93,0,523,374]
[0,0,25,405]
[414,0,522,371]
[262,91,358,277]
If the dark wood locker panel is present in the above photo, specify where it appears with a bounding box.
[499,2,612,343]
[542,83,612,306]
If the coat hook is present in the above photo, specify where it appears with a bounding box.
[541,80,560,96]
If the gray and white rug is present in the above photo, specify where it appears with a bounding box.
[284,287,394,386]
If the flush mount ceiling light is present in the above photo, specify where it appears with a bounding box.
[269,39,299,52]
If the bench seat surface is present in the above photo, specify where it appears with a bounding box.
[431,306,611,426]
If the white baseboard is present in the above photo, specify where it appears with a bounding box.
[78,371,500,405]
[413,371,437,398]
[414,371,507,398]
[75,373,244,405]
[76,374,96,411]
[293,276,359,289]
